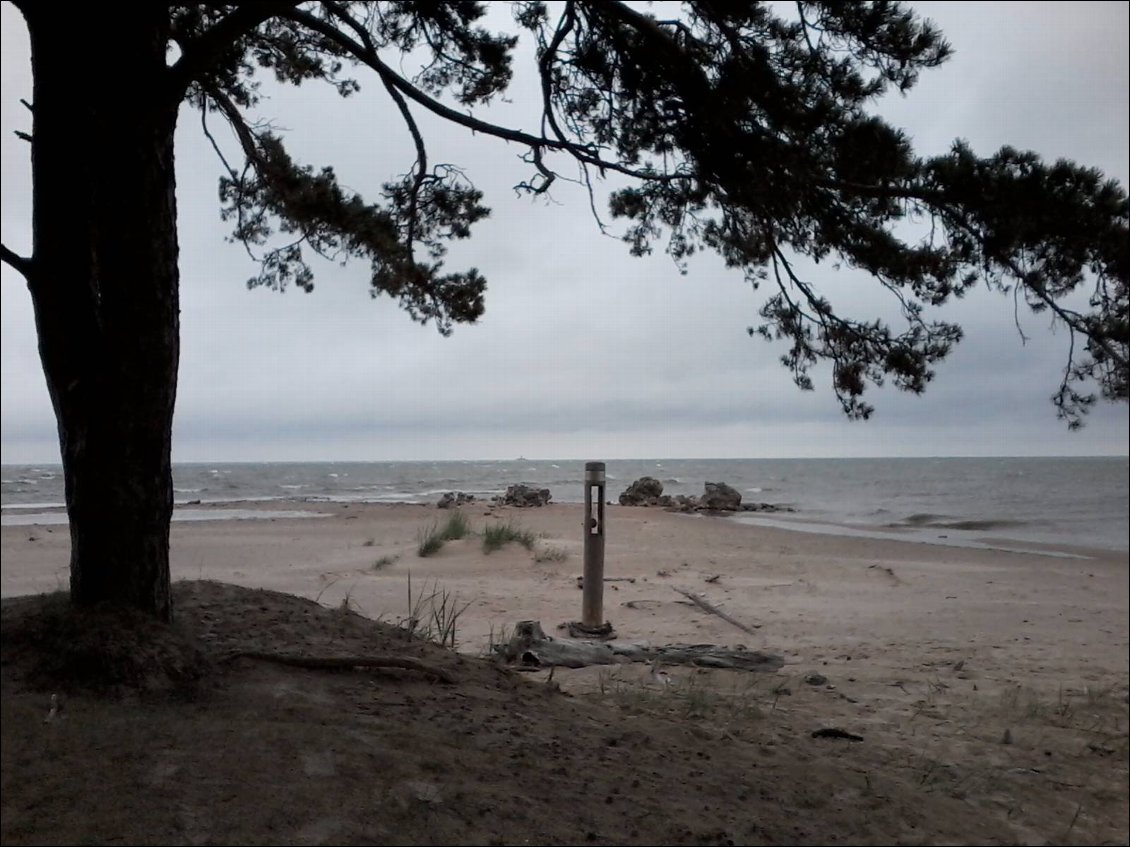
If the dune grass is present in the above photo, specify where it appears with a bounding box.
[372,554,399,570]
[399,573,471,650]
[481,522,538,554]
[416,510,473,557]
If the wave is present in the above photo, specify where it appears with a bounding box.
[896,513,1027,532]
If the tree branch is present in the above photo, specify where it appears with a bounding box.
[825,176,1127,372]
[204,85,266,172]
[1,243,33,280]
[380,77,427,256]
[280,4,685,185]
[310,3,429,252]
[169,2,303,97]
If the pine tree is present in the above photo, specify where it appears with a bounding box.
[2,2,1125,618]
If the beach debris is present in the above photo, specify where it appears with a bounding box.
[704,574,721,583]
[671,586,761,635]
[496,620,783,673]
[867,564,902,584]
[622,599,663,610]
[44,693,61,724]
[648,659,672,688]
[218,651,456,684]
[436,491,476,509]
[811,727,864,742]
[494,484,551,507]
[561,620,616,640]
[575,575,636,590]
[403,779,443,807]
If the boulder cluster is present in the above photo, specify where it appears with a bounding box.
[437,485,552,508]
[494,484,552,508]
[436,491,477,509]
[617,476,792,514]
[436,479,788,513]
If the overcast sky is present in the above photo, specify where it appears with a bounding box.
[2,1,1128,463]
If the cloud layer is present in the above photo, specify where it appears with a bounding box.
[2,2,1127,462]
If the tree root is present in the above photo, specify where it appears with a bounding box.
[219,652,455,684]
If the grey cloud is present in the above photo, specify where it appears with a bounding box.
[2,3,1127,463]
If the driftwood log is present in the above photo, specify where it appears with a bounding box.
[496,621,783,673]
[671,586,761,635]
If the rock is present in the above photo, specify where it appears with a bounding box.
[436,491,476,509]
[673,494,699,511]
[699,481,742,512]
[804,672,828,686]
[620,478,788,514]
[739,501,795,513]
[495,484,551,508]
[618,476,664,506]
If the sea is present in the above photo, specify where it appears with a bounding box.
[2,457,1127,554]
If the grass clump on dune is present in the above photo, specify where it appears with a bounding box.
[416,510,473,557]
[481,523,538,554]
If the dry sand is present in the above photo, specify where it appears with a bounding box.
[2,500,1127,845]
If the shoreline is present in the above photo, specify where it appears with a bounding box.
[3,495,1125,558]
[5,455,1128,553]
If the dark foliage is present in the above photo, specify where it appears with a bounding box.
[155,0,1127,421]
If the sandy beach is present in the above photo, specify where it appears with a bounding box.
[2,500,1127,844]
[6,500,1126,681]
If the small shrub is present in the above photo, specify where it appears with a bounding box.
[373,554,398,570]
[534,544,569,563]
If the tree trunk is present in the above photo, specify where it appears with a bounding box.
[24,7,180,620]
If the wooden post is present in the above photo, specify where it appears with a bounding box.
[582,461,606,628]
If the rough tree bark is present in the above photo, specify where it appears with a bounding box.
[23,6,180,620]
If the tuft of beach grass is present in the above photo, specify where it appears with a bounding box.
[416,510,473,557]
[481,522,537,554]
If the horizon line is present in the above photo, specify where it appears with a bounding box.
[3,453,1129,467]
